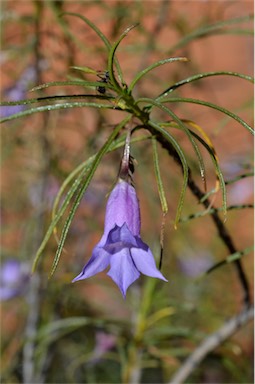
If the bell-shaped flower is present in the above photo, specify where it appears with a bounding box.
[72,180,167,297]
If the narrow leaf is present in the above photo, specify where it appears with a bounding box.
[185,128,227,217]
[30,80,115,92]
[108,24,138,91]
[152,137,168,214]
[138,98,207,191]
[128,57,188,93]
[32,161,93,273]
[149,121,189,228]
[157,122,227,218]
[70,66,98,74]
[61,12,112,50]
[0,102,114,123]
[161,97,254,135]
[156,71,254,100]
[168,15,253,54]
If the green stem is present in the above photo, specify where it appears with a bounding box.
[122,280,157,383]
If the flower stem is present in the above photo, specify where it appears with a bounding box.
[122,279,157,383]
[119,128,132,181]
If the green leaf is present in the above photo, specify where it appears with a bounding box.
[0,93,115,110]
[30,80,115,92]
[152,137,168,215]
[148,121,189,228]
[107,24,138,92]
[156,71,254,100]
[31,160,93,274]
[70,66,98,74]
[36,316,128,345]
[128,57,188,93]
[37,317,94,345]
[0,101,114,123]
[159,120,227,217]
[61,12,124,85]
[185,128,227,217]
[61,12,112,49]
[168,15,254,54]
[137,98,207,191]
[145,307,175,329]
[160,97,254,135]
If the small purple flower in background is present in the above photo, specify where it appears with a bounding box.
[178,251,213,278]
[0,260,30,301]
[73,179,167,297]
[0,66,37,118]
[221,156,253,204]
[228,178,253,205]
[90,331,117,363]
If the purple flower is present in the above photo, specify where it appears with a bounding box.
[178,252,213,277]
[0,260,30,301]
[73,180,167,297]
[0,66,36,118]
[228,178,253,205]
[91,331,117,363]
[0,86,27,117]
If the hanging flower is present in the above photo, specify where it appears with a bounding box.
[72,180,167,297]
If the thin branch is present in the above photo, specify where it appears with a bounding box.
[143,126,251,307]
[22,273,41,384]
[131,121,252,308]
[179,204,254,223]
[23,4,53,383]
[187,176,251,306]
[169,306,254,384]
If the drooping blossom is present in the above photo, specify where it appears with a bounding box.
[72,179,167,297]
[0,260,30,301]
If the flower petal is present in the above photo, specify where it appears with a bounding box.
[104,224,138,254]
[107,249,140,297]
[104,181,141,237]
[131,247,168,282]
[72,246,110,282]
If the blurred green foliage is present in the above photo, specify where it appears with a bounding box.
[0,1,253,383]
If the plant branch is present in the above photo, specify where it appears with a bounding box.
[187,175,251,307]
[142,126,251,307]
[169,305,254,384]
